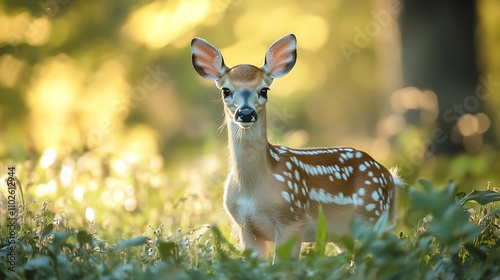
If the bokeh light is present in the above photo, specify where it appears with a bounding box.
[85,207,95,223]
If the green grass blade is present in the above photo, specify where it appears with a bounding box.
[315,204,327,257]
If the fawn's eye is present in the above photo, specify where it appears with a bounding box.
[260,88,269,99]
[222,88,232,99]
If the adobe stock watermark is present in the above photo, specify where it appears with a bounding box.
[39,0,71,16]
[213,0,243,17]
[5,166,18,272]
[8,0,71,54]
[397,75,500,177]
[85,64,169,147]
[267,104,296,134]
[339,0,402,63]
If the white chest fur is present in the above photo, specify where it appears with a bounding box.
[224,174,279,241]
[235,196,258,218]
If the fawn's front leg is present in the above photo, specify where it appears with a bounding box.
[240,228,268,259]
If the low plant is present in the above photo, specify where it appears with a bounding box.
[1,178,499,279]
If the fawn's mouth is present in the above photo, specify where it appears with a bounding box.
[236,121,254,129]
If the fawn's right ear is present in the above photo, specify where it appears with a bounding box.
[191,38,227,81]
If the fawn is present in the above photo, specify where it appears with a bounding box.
[190,34,403,262]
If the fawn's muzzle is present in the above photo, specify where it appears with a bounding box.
[235,106,257,123]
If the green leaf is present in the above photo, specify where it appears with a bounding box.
[77,230,93,245]
[114,236,149,252]
[49,231,69,254]
[455,191,467,201]
[315,205,327,257]
[418,179,433,192]
[457,189,500,206]
[25,256,51,269]
[209,225,236,260]
[445,180,457,198]
[373,210,390,234]
[42,223,54,237]
[275,235,299,263]
[349,218,368,241]
[53,231,69,245]
[408,186,432,212]
[408,181,457,219]
[158,241,181,267]
[428,204,481,253]
[338,234,356,253]
[479,209,500,223]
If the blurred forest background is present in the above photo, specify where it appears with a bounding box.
[0,0,499,236]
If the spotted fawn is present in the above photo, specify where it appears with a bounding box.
[191,34,404,262]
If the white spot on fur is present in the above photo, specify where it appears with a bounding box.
[322,166,329,174]
[287,148,342,155]
[309,188,364,206]
[269,149,280,161]
[359,164,367,172]
[274,174,285,182]
[282,191,291,203]
[358,188,366,196]
[304,165,313,175]
[365,203,376,211]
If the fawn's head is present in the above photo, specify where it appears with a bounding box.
[191,34,297,129]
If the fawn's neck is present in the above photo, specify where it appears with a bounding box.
[226,111,271,186]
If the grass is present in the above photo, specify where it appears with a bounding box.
[1,154,500,279]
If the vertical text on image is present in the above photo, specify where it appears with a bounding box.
[6,166,17,272]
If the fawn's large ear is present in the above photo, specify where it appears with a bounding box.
[262,34,297,78]
[191,38,227,80]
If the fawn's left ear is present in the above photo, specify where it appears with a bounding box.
[262,34,297,78]
[191,38,227,80]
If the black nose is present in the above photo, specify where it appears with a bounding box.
[235,107,257,122]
